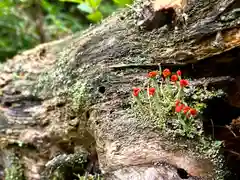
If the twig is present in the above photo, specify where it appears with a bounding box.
[226,125,237,137]
[210,118,215,138]
[225,149,240,158]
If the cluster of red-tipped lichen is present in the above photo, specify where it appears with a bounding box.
[133,87,156,97]
[131,67,199,136]
[133,68,189,97]
[175,100,197,118]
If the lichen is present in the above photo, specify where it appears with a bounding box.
[196,137,229,180]
[32,1,231,178]
[43,153,88,180]
[69,80,89,112]
[5,155,25,180]
[130,69,229,179]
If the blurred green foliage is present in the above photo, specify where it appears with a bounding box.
[0,0,133,62]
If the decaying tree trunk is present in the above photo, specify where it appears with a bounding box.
[0,0,240,179]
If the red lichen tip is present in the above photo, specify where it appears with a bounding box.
[162,68,171,78]
[177,70,182,76]
[148,87,156,96]
[180,79,189,87]
[171,74,178,82]
[133,87,141,97]
[148,71,158,78]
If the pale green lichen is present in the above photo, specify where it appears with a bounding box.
[69,80,89,112]
[44,153,88,180]
[5,155,25,180]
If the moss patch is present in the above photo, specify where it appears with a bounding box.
[5,155,25,180]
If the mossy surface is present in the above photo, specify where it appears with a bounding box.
[5,155,25,180]
[33,0,232,179]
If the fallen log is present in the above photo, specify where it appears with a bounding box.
[0,0,240,179]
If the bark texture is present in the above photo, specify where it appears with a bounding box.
[0,0,240,179]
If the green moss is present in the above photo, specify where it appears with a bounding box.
[69,80,89,112]
[5,155,25,180]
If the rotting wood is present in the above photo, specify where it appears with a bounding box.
[0,0,240,179]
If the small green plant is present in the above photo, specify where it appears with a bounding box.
[112,0,133,7]
[132,66,203,138]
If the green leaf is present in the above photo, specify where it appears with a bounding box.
[41,0,58,14]
[88,0,102,9]
[86,10,102,22]
[112,0,132,7]
[77,3,93,13]
[59,0,83,3]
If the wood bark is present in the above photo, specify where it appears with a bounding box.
[0,0,240,179]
